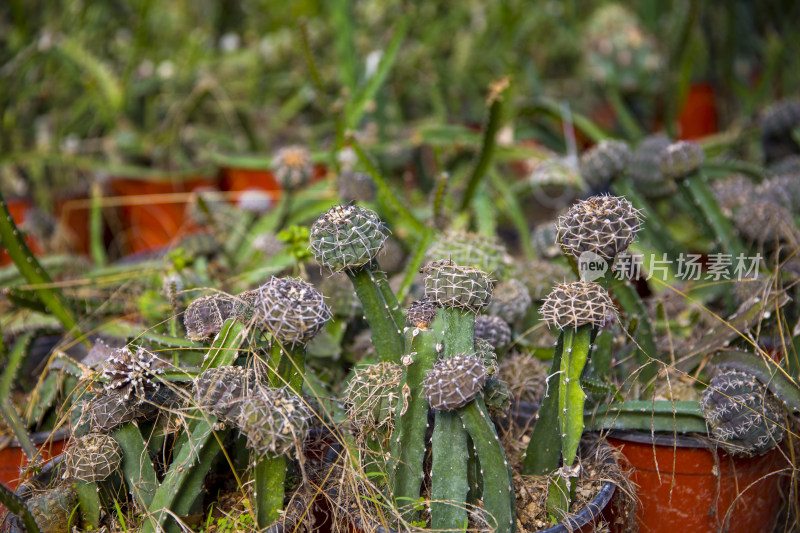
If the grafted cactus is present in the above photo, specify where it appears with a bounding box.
[423,354,487,411]
[252,276,331,347]
[101,346,167,401]
[483,377,512,419]
[192,366,255,423]
[184,294,236,342]
[628,134,675,198]
[487,278,531,324]
[236,386,313,457]
[557,194,643,262]
[426,230,510,277]
[63,433,122,483]
[422,259,493,313]
[701,370,786,457]
[344,362,403,436]
[473,338,499,376]
[405,297,439,328]
[474,314,511,351]
[531,222,561,259]
[540,281,618,330]
[580,139,632,189]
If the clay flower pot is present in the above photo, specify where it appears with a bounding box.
[0,429,69,490]
[0,199,40,266]
[607,430,786,533]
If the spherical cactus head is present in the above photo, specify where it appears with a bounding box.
[231,289,259,324]
[273,145,313,189]
[423,354,487,411]
[658,140,705,180]
[711,174,755,217]
[343,362,403,435]
[422,260,493,313]
[532,221,562,259]
[309,204,389,272]
[735,199,795,245]
[483,377,511,419]
[580,139,632,189]
[528,157,583,192]
[426,230,511,278]
[63,433,122,482]
[101,346,167,400]
[628,134,675,198]
[487,278,531,324]
[252,276,332,345]
[26,485,78,533]
[193,366,255,423]
[474,315,511,351]
[701,369,785,457]
[541,281,617,330]
[73,393,137,436]
[236,386,313,457]
[556,194,643,261]
[184,294,235,342]
[498,351,549,405]
[755,175,800,216]
[405,297,440,329]
[517,259,571,301]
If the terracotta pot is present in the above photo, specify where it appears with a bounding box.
[0,429,68,490]
[678,83,718,140]
[219,164,327,203]
[0,199,40,266]
[54,193,92,255]
[108,175,217,254]
[607,430,787,533]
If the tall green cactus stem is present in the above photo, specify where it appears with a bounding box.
[0,480,42,533]
[255,457,286,528]
[586,400,707,433]
[114,424,159,510]
[0,330,38,459]
[523,333,564,475]
[347,265,404,363]
[459,400,515,533]
[142,319,244,533]
[0,189,87,346]
[390,326,438,522]
[76,483,101,529]
[430,307,474,531]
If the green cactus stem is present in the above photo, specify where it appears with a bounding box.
[347,265,404,363]
[390,326,437,521]
[75,482,101,529]
[586,400,707,433]
[0,189,87,346]
[710,351,800,411]
[0,330,38,460]
[114,424,159,510]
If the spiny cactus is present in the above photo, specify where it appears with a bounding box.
[474,314,512,351]
[252,276,332,346]
[426,230,511,277]
[711,174,755,217]
[658,140,705,181]
[628,134,675,198]
[499,351,549,405]
[556,194,643,261]
[755,174,800,216]
[309,204,389,272]
[517,259,571,301]
[532,221,562,259]
[192,366,255,423]
[405,297,439,328]
[529,158,583,191]
[25,485,77,533]
[344,362,403,435]
[580,139,632,189]
[184,294,236,342]
[422,260,493,313]
[487,278,531,324]
[101,346,167,400]
[63,433,122,482]
[761,99,800,162]
[474,338,499,376]
[735,199,796,245]
[73,393,138,436]
[701,370,786,456]
[273,145,314,189]
[483,377,512,419]
[541,281,618,330]
[236,386,313,457]
[423,354,486,411]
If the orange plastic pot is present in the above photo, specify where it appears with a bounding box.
[219,167,282,204]
[0,430,68,490]
[109,176,217,254]
[678,83,718,140]
[607,430,786,533]
[54,194,91,255]
[0,199,40,266]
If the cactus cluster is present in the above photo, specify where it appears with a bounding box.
[192,366,256,423]
[701,370,786,457]
[423,354,487,411]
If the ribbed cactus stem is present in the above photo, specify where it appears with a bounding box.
[255,457,286,528]
[347,265,404,363]
[114,424,159,509]
[390,326,438,522]
[558,325,592,468]
[430,307,473,531]
[0,189,87,346]
[0,479,41,533]
[76,482,101,529]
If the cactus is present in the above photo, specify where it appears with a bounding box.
[487,278,532,325]
[627,134,675,198]
[760,99,800,163]
[532,221,562,259]
[701,370,786,456]
[101,346,167,401]
[192,366,255,423]
[405,297,439,328]
[735,198,797,246]
[337,170,376,203]
[524,280,618,524]
[483,377,512,418]
[426,230,511,278]
[344,362,403,436]
[273,145,314,190]
[557,194,643,262]
[423,354,486,411]
[711,174,755,217]
[474,314,511,351]
[310,205,403,363]
[62,432,123,528]
[184,294,236,342]
[580,139,632,189]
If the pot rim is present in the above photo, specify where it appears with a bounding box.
[0,427,69,451]
[606,429,709,449]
